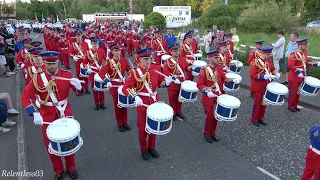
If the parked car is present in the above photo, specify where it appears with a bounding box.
[306,21,320,27]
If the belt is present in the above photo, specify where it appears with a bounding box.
[111,78,125,82]
[310,145,320,155]
[40,98,67,107]
[137,92,157,97]
[61,48,68,50]
[89,66,99,70]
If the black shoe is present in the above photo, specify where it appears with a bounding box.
[68,170,78,179]
[173,116,178,121]
[118,126,125,132]
[95,104,100,110]
[123,124,131,130]
[147,148,159,158]
[55,172,64,180]
[141,151,150,160]
[176,114,186,120]
[288,108,297,112]
[67,67,71,70]
[281,81,288,85]
[204,136,213,143]
[100,104,106,109]
[295,108,301,112]
[258,120,268,125]
[252,121,260,127]
[211,135,220,142]
[85,90,91,94]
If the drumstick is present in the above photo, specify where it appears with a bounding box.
[53,76,85,83]
[141,104,149,107]
[154,70,169,78]
[42,122,51,125]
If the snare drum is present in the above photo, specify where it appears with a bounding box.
[80,63,89,78]
[194,53,202,60]
[161,54,171,67]
[264,82,288,105]
[192,60,207,76]
[117,85,135,108]
[224,73,242,92]
[178,80,199,102]
[215,94,241,121]
[47,118,83,157]
[145,102,174,135]
[93,73,108,91]
[300,76,320,96]
[229,60,243,74]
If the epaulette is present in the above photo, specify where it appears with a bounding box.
[290,51,298,60]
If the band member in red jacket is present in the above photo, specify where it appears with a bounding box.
[181,31,197,80]
[25,47,43,84]
[126,29,133,56]
[287,39,320,112]
[21,51,84,180]
[83,36,107,110]
[152,30,169,65]
[122,48,173,160]
[69,30,90,94]
[248,40,264,97]
[134,40,148,67]
[58,34,71,69]
[197,50,238,143]
[249,46,280,127]
[96,42,132,132]
[163,43,191,121]
[301,125,320,180]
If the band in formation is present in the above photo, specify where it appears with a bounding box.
[13,24,320,180]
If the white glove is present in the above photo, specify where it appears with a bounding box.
[165,77,173,86]
[70,78,82,90]
[72,56,78,61]
[105,82,112,89]
[156,52,161,56]
[275,73,281,80]
[298,73,304,78]
[207,91,217,98]
[87,68,93,74]
[233,78,240,84]
[24,73,28,80]
[33,112,43,126]
[134,96,143,107]
[234,60,240,66]
[20,63,25,68]
[263,74,272,80]
[173,78,181,84]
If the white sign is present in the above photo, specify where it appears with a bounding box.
[153,6,191,28]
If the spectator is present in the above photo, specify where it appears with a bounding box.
[193,29,201,47]
[0,93,19,114]
[282,32,299,85]
[203,29,211,53]
[271,30,286,73]
[211,31,223,50]
[14,31,27,55]
[163,28,176,47]
[0,100,16,133]
[231,28,240,49]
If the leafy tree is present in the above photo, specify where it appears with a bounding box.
[144,12,166,30]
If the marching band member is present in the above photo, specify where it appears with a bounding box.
[83,36,107,110]
[122,48,173,160]
[126,29,133,56]
[225,33,235,56]
[181,31,197,81]
[132,29,140,51]
[69,30,90,94]
[16,37,33,83]
[197,50,238,143]
[287,39,320,112]
[163,43,191,121]
[248,40,264,97]
[21,51,84,180]
[25,47,43,84]
[134,40,148,67]
[96,42,132,132]
[301,125,320,180]
[58,33,71,69]
[249,46,280,127]
[152,30,168,65]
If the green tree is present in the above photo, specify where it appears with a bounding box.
[144,12,166,30]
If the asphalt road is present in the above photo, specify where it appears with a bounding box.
[7,32,320,180]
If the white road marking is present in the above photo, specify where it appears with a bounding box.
[257,166,281,180]
[297,105,304,109]
[16,72,29,180]
[34,35,39,38]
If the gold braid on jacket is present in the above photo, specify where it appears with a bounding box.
[109,60,122,79]
[32,73,58,104]
[132,69,150,92]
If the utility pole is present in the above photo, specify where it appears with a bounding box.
[225,0,228,5]
[62,1,66,20]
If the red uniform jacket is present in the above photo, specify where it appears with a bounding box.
[16,49,31,67]
[126,33,133,45]
[219,52,232,67]
[249,57,276,93]
[25,64,46,84]
[122,65,165,105]
[181,42,197,61]
[197,65,226,106]
[163,57,189,91]
[248,49,260,65]
[83,48,106,73]
[134,54,140,67]
[288,50,314,83]
[69,41,89,60]
[58,39,70,55]
[21,69,83,119]
[97,58,131,96]
[152,38,168,54]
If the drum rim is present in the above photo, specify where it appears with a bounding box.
[304,76,320,87]
[267,82,289,95]
[192,60,207,66]
[147,102,174,121]
[225,73,243,82]
[181,80,199,92]
[48,137,83,156]
[217,94,241,108]
[47,118,81,142]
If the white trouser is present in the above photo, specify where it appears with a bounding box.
[273,57,281,72]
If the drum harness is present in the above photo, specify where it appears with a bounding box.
[73,42,84,58]
[257,58,273,81]
[136,68,157,102]
[108,58,125,83]
[295,51,307,75]
[156,39,166,55]
[219,53,229,71]
[206,66,221,94]
[34,72,68,118]
[88,49,101,71]
[184,43,195,63]
[168,58,185,80]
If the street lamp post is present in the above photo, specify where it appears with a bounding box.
[62,1,66,20]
